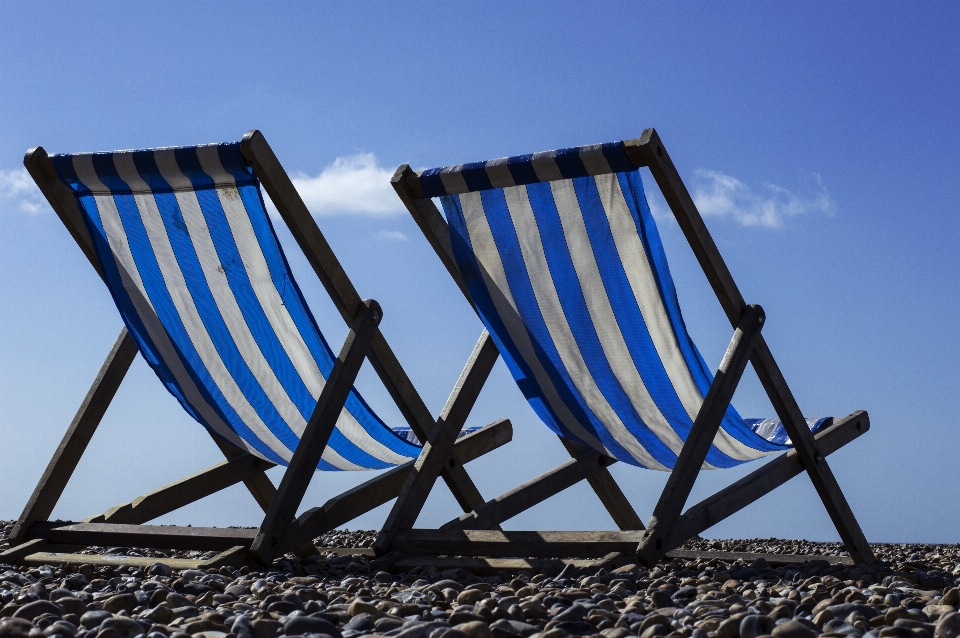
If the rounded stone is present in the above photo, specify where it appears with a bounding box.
[936,613,960,638]
[283,616,341,638]
[457,590,488,606]
[79,612,114,630]
[0,618,36,638]
[13,601,64,621]
[455,621,493,638]
[770,620,817,638]
[102,596,137,615]
[347,600,379,617]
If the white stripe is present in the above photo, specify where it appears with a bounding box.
[578,145,611,176]
[530,152,564,183]
[194,149,413,467]
[110,151,295,462]
[501,185,668,470]
[439,165,469,196]
[485,158,515,189]
[70,155,258,458]
[596,174,773,462]
[457,192,609,456]
[549,179,703,466]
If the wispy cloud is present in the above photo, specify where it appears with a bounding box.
[691,169,835,229]
[375,230,409,242]
[0,168,44,214]
[280,153,402,217]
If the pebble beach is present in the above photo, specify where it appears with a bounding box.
[1,524,957,638]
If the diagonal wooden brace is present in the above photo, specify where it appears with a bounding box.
[250,299,381,565]
[637,304,765,566]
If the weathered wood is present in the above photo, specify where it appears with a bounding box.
[10,328,138,545]
[376,332,500,552]
[16,545,250,569]
[637,305,765,566]
[27,522,257,551]
[281,418,512,552]
[559,439,644,531]
[625,129,873,564]
[250,300,381,565]
[86,452,276,525]
[441,448,612,531]
[24,147,103,279]
[667,549,854,567]
[666,412,869,552]
[242,131,490,516]
[390,529,646,558]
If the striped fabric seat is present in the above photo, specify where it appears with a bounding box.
[51,141,425,471]
[419,142,827,471]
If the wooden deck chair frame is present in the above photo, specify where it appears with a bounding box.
[380,128,875,570]
[3,130,512,569]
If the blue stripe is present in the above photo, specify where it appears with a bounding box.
[419,168,447,198]
[602,142,636,174]
[507,154,539,188]
[460,161,493,192]
[553,147,588,179]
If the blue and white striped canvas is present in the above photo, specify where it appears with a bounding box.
[51,141,426,471]
[417,142,827,471]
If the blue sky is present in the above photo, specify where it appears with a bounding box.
[1,2,958,543]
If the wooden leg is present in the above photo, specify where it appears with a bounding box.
[664,411,870,552]
[374,332,499,554]
[559,439,645,530]
[10,328,138,546]
[637,305,765,566]
[751,341,875,563]
[85,452,276,524]
[281,418,512,552]
[250,300,381,565]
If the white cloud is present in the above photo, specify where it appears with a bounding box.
[375,230,409,242]
[691,169,835,229]
[280,153,403,218]
[0,168,45,214]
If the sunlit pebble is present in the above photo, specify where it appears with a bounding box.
[0,523,957,638]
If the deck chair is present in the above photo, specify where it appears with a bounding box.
[381,128,875,570]
[4,131,511,569]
